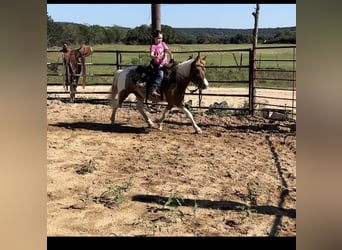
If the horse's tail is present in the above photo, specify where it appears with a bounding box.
[109,69,121,107]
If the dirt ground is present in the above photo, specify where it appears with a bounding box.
[47,92,296,236]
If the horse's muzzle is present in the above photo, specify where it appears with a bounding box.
[201,78,209,89]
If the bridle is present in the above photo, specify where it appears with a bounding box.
[188,61,206,91]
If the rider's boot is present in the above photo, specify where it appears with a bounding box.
[151,84,160,97]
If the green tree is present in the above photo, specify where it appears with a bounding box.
[124,25,151,45]
[104,26,127,43]
[160,25,178,44]
[87,25,106,45]
[47,13,63,47]
[230,33,252,44]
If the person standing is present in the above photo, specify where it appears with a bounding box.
[149,30,173,97]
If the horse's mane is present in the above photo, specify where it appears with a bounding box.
[175,59,193,80]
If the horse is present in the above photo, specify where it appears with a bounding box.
[109,55,209,134]
[60,43,93,101]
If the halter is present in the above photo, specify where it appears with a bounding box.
[176,59,206,91]
[190,62,207,94]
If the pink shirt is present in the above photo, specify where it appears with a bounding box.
[150,41,169,67]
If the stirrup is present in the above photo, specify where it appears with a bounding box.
[150,84,160,97]
[136,82,145,87]
[151,89,160,97]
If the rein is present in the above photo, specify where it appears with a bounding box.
[187,86,199,93]
[186,86,203,106]
[177,72,200,93]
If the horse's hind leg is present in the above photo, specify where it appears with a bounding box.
[110,98,120,124]
[180,106,202,134]
[110,90,129,125]
[109,72,120,124]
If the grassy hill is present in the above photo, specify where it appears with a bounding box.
[174,26,296,37]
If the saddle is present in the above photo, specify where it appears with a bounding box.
[60,44,93,89]
[134,60,178,102]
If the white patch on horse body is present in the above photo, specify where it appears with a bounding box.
[175,59,192,81]
[117,66,137,93]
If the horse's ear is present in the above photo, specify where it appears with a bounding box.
[188,55,193,60]
[202,56,207,60]
[194,55,201,61]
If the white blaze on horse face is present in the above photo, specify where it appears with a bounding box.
[203,78,209,89]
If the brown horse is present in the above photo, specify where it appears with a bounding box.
[109,55,209,133]
[60,44,93,101]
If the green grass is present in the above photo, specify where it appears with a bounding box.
[76,159,98,175]
[98,179,133,208]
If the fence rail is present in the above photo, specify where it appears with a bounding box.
[47,46,296,120]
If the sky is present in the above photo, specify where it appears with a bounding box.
[47,4,296,29]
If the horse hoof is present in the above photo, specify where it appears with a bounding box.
[150,125,158,130]
[195,129,202,134]
[147,121,155,128]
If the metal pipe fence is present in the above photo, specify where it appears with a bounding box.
[47,46,296,120]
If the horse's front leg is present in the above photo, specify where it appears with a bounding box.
[180,106,202,134]
[157,105,172,131]
[136,99,155,128]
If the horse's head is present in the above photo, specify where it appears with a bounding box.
[190,55,209,90]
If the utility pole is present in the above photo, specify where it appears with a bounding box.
[252,3,260,50]
[151,4,161,32]
[250,3,260,115]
